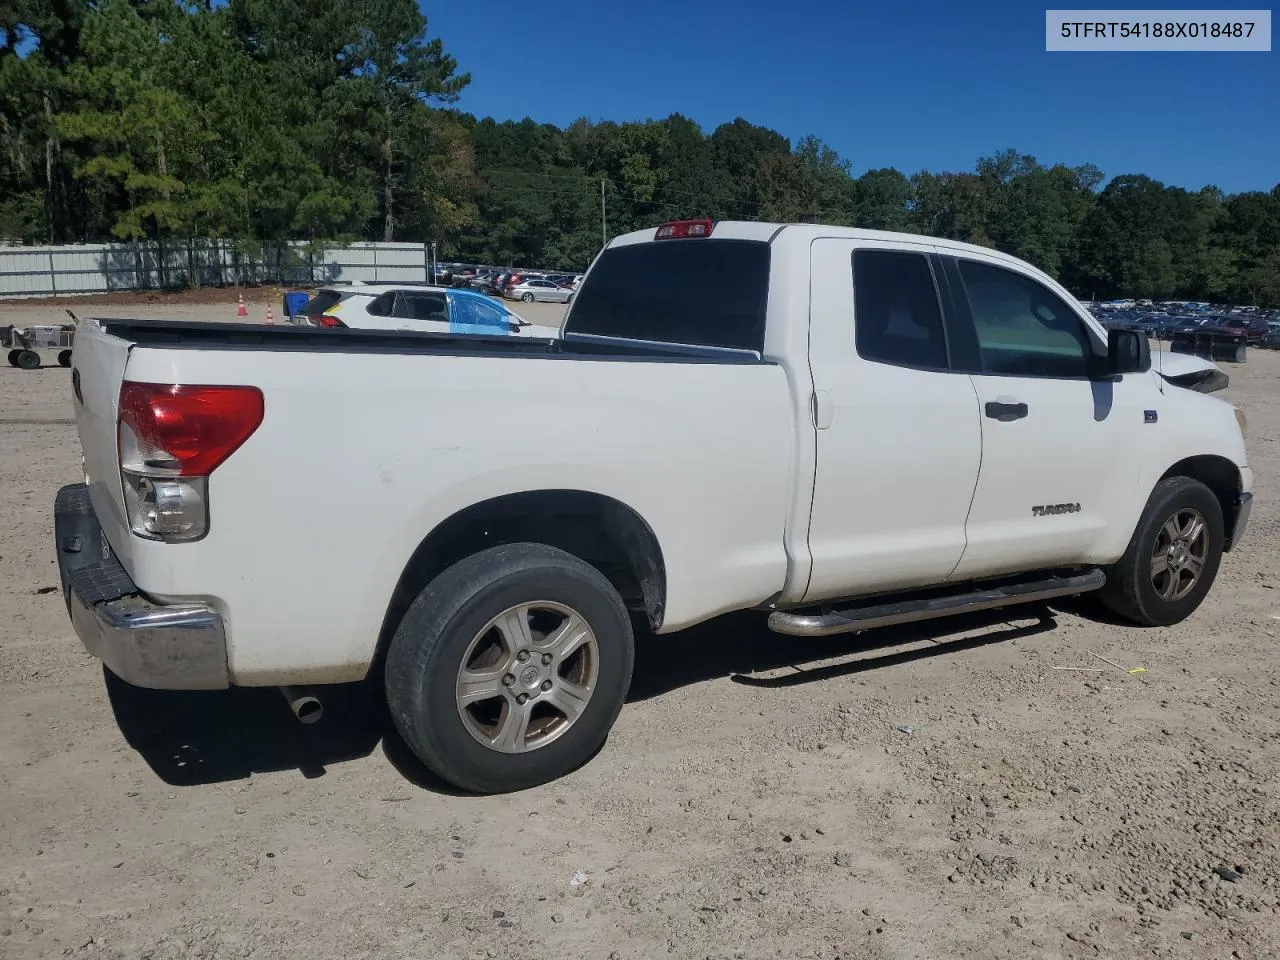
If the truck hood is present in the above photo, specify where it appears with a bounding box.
[1154,351,1229,393]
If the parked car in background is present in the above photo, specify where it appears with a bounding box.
[1221,315,1270,344]
[293,284,559,337]
[505,278,576,303]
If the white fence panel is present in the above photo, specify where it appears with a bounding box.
[0,240,455,298]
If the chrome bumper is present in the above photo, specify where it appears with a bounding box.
[55,483,229,690]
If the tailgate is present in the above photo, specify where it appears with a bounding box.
[70,320,136,568]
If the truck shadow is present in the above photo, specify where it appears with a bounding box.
[104,606,1057,792]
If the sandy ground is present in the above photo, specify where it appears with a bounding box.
[2,295,1279,960]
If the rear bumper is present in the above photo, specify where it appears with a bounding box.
[55,483,229,690]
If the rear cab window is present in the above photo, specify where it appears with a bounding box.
[564,238,770,352]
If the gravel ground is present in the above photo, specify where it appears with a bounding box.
[1,296,1278,960]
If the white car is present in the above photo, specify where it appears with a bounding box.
[58,218,1251,794]
[505,278,575,304]
[294,283,560,338]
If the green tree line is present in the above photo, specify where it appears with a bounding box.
[3,1,1278,304]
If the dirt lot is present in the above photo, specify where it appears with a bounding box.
[2,295,1279,960]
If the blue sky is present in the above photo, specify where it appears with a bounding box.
[423,0,1277,195]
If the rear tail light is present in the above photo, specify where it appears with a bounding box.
[117,382,264,542]
[310,314,346,328]
[654,218,714,239]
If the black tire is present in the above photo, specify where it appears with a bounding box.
[1097,477,1224,626]
[521,292,534,303]
[385,543,634,793]
[566,292,575,304]
[6,349,19,367]
[16,350,39,370]
[58,349,72,367]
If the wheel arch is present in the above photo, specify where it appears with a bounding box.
[1159,455,1243,550]
[369,489,666,677]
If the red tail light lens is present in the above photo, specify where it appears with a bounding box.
[654,219,714,239]
[311,314,346,328]
[118,382,265,477]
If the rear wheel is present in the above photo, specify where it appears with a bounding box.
[385,543,634,793]
[15,350,39,370]
[1098,476,1223,626]
[6,349,18,367]
[57,349,72,367]
[521,292,534,303]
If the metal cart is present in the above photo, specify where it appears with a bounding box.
[2,312,78,370]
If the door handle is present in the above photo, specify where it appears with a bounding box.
[984,400,1028,422]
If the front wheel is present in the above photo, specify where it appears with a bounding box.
[57,349,72,367]
[1097,476,1224,626]
[565,292,575,304]
[6,349,19,367]
[15,350,39,370]
[385,543,635,793]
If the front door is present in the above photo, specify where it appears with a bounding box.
[803,239,982,602]
[940,254,1145,580]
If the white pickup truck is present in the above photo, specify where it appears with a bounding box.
[56,219,1252,793]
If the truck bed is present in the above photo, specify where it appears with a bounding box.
[71,316,797,685]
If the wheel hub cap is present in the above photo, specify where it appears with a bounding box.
[1150,508,1208,602]
[454,601,600,755]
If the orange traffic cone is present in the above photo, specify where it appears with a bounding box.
[265,304,275,324]
[236,292,248,318]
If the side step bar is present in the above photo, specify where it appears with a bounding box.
[768,569,1106,638]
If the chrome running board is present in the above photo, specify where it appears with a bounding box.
[768,569,1106,638]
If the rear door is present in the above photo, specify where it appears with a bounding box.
[803,239,982,601]
[938,253,1146,579]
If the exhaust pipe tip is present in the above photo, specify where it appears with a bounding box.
[280,685,323,724]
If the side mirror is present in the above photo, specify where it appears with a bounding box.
[1107,327,1151,375]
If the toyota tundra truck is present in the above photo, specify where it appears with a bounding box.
[55,219,1253,793]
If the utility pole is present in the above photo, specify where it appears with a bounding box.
[600,178,607,248]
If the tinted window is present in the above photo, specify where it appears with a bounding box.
[852,249,948,369]
[395,292,448,321]
[366,293,394,317]
[566,239,770,352]
[956,260,1093,378]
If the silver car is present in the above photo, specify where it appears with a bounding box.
[505,278,575,303]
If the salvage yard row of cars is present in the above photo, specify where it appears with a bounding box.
[435,264,584,301]
[55,218,1253,794]
[1088,299,1280,348]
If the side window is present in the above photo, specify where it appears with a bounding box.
[400,293,448,321]
[852,249,949,369]
[366,293,394,317]
[955,259,1094,378]
[451,296,510,332]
